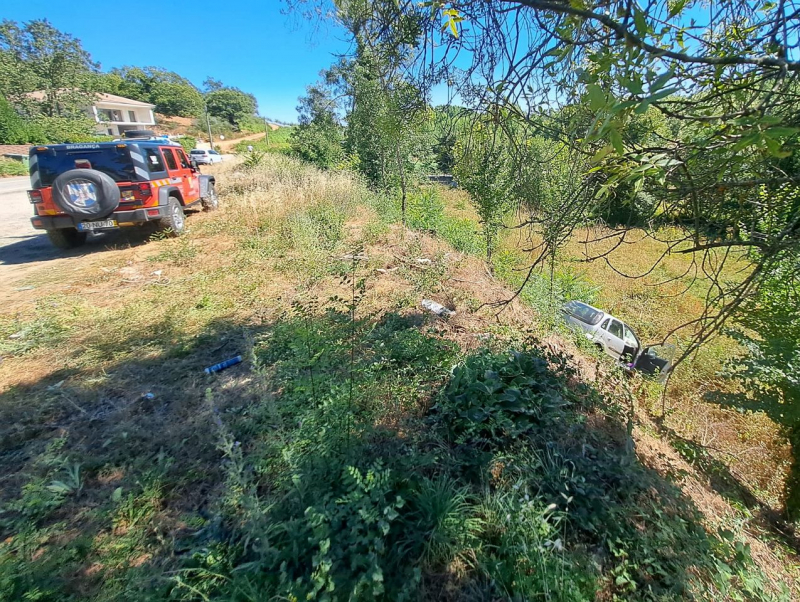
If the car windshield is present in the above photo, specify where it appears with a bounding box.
[563,301,604,325]
[36,145,135,186]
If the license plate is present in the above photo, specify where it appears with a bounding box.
[77,220,118,231]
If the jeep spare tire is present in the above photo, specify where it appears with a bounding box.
[51,169,120,219]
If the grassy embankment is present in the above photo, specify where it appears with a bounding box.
[232,125,294,155]
[422,185,791,513]
[0,156,796,600]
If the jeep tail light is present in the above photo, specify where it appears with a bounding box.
[138,182,152,197]
[74,159,92,169]
[147,209,160,217]
[28,190,43,204]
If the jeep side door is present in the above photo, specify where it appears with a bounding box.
[161,147,199,203]
[175,148,200,201]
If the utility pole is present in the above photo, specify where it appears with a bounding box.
[264,117,270,145]
[205,105,214,150]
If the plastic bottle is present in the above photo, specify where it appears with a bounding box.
[204,355,243,374]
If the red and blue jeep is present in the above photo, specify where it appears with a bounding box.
[28,139,219,249]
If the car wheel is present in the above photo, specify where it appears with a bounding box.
[202,183,219,211]
[159,197,186,236]
[46,228,87,250]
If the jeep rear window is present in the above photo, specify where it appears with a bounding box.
[36,146,135,186]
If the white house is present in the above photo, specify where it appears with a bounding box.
[90,93,156,136]
[25,91,157,136]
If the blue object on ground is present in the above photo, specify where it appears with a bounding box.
[204,355,243,374]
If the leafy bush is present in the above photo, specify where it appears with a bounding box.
[177,136,196,153]
[433,350,573,450]
[290,120,344,168]
[0,94,34,144]
[0,158,27,177]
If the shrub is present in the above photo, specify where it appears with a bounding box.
[0,158,28,177]
[290,120,344,169]
[178,136,196,153]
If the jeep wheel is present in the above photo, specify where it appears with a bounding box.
[46,228,87,250]
[202,183,219,211]
[159,197,186,236]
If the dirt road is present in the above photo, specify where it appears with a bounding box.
[217,130,272,151]
[0,175,60,271]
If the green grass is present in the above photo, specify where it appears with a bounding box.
[233,126,295,155]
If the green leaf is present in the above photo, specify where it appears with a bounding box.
[619,76,643,95]
[609,128,625,154]
[111,487,123,502]
[650,70,674,93]
[585,84,606,111]
[633,9,648,36]
[764,126,799,138]
[591,145,614,163]
[764,135,791,158]
[668,0,688,18]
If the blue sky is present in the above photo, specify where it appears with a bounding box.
[2,0,350,122]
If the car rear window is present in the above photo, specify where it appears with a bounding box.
[35,145,135,186]
[190,150,206,155]
[564,301,603,325]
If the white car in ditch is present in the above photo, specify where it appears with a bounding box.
[562,300,673,377]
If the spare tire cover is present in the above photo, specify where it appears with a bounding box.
[51,169,121,219]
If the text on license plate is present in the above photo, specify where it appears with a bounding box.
[78,220,117,231]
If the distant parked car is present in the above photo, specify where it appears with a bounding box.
[190,149,224,165]
[562,300,673,377]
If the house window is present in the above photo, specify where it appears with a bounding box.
[98,108,123,122]
[128,110,137,122]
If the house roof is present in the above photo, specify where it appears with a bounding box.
[24,90,155,108]
[94,93,155,108]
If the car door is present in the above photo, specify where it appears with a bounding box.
[161,147,198,203]
[599,318,626,359]
[620,324,640,361]
[175,148,200,201]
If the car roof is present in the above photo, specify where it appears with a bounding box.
[29,140,177,154]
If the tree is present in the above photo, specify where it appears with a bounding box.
[0,19,97,118]
[0,94,34,143]
[291,82,345,169]
[100,66,204,117]
[202,77,224,92]
[452,117,517,261]
[721,259,800,520]
[300,0,800,358]
[205,87,258,127]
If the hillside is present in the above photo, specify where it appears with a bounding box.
[0,156,797,600]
